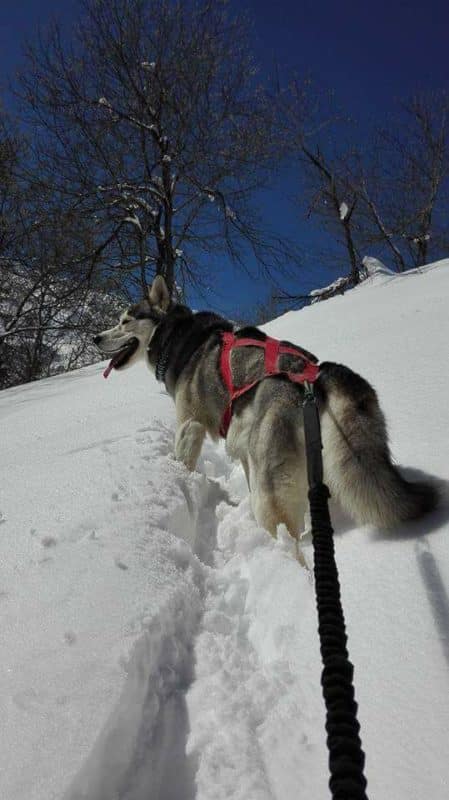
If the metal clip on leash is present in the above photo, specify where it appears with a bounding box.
[303,381,369,800]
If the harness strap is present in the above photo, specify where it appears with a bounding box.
[265,337,279,374]
[219,331,320,437]
[220,331,236,397]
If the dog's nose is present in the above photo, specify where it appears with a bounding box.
[93,335,102,345]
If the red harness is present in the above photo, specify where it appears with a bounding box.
[219,331,320,437]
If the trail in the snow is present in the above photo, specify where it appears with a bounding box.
[64,427,238,800]
[64,423,325,800]
[186,475,327,800]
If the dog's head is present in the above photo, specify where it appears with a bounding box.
[94,275,170,377]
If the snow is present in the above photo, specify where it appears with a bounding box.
[339,201,349,220]
[124,214,143,232]
[361,255,393,276]
[309,275,348,300]
[1,259,449,800]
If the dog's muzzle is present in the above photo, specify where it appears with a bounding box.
[96,337,139,378]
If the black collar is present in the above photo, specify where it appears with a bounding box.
[147,305,193,387]
[155,339,172,383]
[149,307,233,391]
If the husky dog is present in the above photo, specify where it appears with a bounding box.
[95,275,437,563]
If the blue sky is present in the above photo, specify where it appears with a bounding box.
[1,0,449,315]
[244,0,449,111]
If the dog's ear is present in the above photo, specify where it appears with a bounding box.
[148,275,170,312]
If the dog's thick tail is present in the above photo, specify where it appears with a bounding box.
[316,362,438,528]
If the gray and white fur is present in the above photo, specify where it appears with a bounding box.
[95,275,437,565]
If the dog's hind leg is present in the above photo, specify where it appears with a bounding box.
[175,419,206,471]
[240,456,251,489]
[249,454,309,568]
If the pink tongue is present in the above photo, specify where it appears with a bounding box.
[103,360,114,379]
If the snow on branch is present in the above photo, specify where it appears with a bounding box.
[339,201,349,220]
[309,276,350,302]
[123,214,143,232]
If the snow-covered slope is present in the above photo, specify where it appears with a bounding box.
[1,260,448,800]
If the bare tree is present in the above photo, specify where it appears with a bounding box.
[0,235,122,389]
[300,144,360,284]
[358,91,449,269]
[0,114,26,263]
[277,80,363,293]
[0,114,122,388]
[281,83,449,300]
[18,0,293,298]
